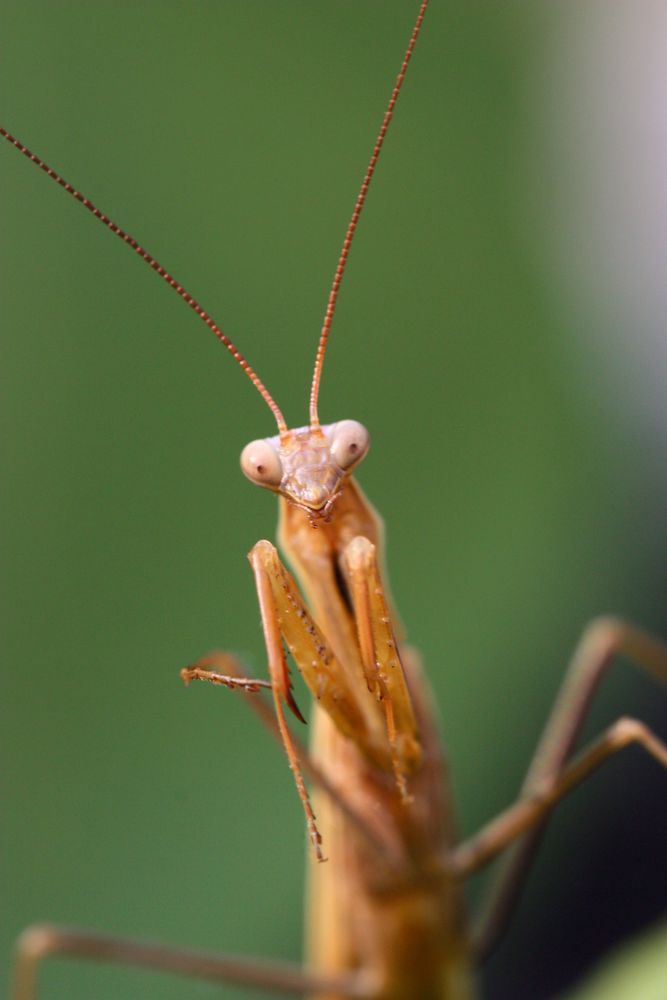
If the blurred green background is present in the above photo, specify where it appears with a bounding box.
[2,3,666,999]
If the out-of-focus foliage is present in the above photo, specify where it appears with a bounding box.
[565,921,667,1000]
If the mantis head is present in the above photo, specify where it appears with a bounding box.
[240,420,370,518]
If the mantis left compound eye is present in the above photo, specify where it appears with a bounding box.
[328,420,370,472]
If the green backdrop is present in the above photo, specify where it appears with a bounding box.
[2,3,666,999]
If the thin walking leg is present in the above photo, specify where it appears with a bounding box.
[181,653,271,692]
[11,924,373,1000]
[451,715,667,876]
[181,650,404,863]
[467,617,667,959]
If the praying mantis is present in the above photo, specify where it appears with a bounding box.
[3,0,667,996]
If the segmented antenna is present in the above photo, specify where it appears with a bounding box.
[0,126,287,434]
[309,0,429,427]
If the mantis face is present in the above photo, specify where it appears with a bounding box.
[241,419,370,518]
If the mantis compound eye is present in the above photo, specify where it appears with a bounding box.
[329,420,370,472]
[240,439,283,488]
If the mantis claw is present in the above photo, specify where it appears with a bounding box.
[285,686,307,724]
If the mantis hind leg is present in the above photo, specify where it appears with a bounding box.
[452,715,667,875]
[453,617,667,960]
[11,924,373,1000]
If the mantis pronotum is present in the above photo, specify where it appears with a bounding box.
[3,2,667,998]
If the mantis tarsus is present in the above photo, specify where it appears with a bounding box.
[5,1,667,1000]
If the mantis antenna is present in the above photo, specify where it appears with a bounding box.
[0,125,288,434]
[308,0,429,428]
